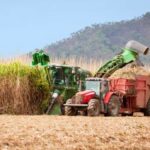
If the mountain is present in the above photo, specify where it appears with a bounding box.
[44,12,150,62]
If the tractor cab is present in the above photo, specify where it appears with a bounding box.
[85,77,109,98]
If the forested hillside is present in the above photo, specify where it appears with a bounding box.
[44,12,150,62]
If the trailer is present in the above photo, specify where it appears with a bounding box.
[109,75,150,115]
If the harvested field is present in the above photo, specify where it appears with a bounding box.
[0,115,150,150]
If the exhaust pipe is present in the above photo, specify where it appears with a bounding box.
[125,40,149,55]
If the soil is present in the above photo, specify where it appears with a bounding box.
[0,115,150,150]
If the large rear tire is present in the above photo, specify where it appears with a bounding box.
[146,99,150,116]
[87,99,100,116]
[65,99,77,116]
[107,95,120,116]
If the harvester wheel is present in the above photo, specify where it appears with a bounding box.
[87,99,100,116]
[146,99,150,116]
[107,95,120,116]
[65,99,77,116]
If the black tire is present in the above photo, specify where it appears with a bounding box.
[87,99,100,116]
[60,104,65,115]
[107,95,120,116]
[146,99,150,116]
[65,99,77,116]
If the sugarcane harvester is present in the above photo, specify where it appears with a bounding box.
[32,50,91,115]
[64,40,150,116]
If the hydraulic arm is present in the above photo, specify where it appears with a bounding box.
[94,40,149,78]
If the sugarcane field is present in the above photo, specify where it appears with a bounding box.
[1,1,150,150]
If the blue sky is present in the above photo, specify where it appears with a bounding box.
[0,0,150,58]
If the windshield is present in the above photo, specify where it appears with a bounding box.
[85,80,100,96]
[49,68,65,85]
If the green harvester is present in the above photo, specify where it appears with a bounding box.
[32,50,91,115]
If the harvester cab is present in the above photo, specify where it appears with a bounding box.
[49,64,84,87]
[32,50,91,115]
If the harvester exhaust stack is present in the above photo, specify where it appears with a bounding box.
[125,40,149,55]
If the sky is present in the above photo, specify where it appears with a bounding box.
[0,0,150,58]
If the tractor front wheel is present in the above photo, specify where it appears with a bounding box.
[87,99,100,116]
[107,95,120,116]
[65,99,77,116]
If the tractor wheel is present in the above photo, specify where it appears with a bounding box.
[146,99,150,116]
[65,99,77,116]
[107,95,120,116]
[87,99,100,116]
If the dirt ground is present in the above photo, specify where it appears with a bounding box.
[0,115,150,150]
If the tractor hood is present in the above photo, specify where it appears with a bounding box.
[75,90,96,104]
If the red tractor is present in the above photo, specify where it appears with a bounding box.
[64,77,119,116]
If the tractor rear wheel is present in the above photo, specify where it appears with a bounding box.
[107,95,120,116]
[65,99,77,116]
[87,99,100,116]
[146,99,150,116]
